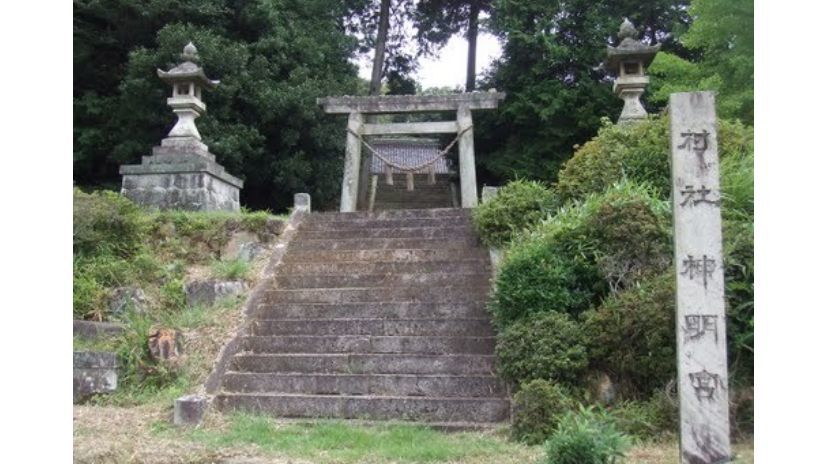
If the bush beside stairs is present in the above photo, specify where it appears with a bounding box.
[213,208,511,427]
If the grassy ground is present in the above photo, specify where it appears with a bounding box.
[73,404,753,464]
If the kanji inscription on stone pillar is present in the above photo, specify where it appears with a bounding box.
[669,91,732,464]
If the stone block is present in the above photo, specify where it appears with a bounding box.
[223,231,263,262]
[481,186,499,203]
[108,286,147,317]
[174,394,208,426]
[73,351,118,403]
[294,193,311,212]
[185,280,246,307]
[73,320,124,339]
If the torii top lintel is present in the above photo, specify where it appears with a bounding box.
[317,92,506,114]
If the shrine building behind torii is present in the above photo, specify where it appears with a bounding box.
[317,92,506,212]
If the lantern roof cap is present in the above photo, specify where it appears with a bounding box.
[157,42,219,88]
[605,18,661,72]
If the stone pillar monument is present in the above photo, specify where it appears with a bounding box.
[120,43,243,211]
[670,91,732,463]
[606,19,660,123]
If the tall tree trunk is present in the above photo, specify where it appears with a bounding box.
[369,0,391,96]
[465,1,480,92]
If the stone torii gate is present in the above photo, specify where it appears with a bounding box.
[317,92,505,212]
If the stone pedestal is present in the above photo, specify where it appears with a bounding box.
[174,394,208,426]
[613,76,650,122]
[120,137,243,211]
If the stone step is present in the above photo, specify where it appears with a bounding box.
[378,182,451,188]
[277,260,490,276]
[262,286,490,304]
[241,335,495,354]
[375,191,452,198]
[372,206,454,211]
[373,200,452,206]
[251,318,494,337]
[282,248,489,264]
[375,190,452,197]
[307,208,468,221]
[221,373,506,397]
[231,353,497,375]
[296,226,475,240]
[254,302,489,320]
[214,393,511,423]
[273,273,490,289]
[287,237,480,252]
[299,217,473,230]
[372,203,454,210]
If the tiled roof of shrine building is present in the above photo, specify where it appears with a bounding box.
[369,138,451,174]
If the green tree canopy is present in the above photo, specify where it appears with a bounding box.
[648,0,754,123]
[74,0,361,211]
[473,0,691,185]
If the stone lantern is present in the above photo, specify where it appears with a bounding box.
[120,42,243,211]
[606,19,660,123]
[156,42,217,142]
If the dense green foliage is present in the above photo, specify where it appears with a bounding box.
[472,179,557,247]
[542,407,631,464]
[495,312,588,385]
[556,116,754,203]
[74,0,360,211]
[474,0,691,185]
[490,181,669,326]
[488,111,753,439]
[74,189,147,258]
[582,273,676,397]
[490,239,599,325]
[511,379,577,445]
[608,393,679,439]
[649,0,753,123]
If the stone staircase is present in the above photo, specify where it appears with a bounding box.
[214,208,510,427]
[372,173,456,210]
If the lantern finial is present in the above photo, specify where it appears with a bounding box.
[182,42,199,62]
[618,18,638,41]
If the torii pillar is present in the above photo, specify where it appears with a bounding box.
[317,92,506,212]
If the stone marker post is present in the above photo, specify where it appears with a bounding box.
[669,91,731,463]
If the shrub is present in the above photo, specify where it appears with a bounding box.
[490,242,599,326]
[239,209,272,233]
[496,312,588,385]
[721,150,754,384]
[609,392,679,439]
[159,277,187,313]
[582,183,671,292]
[543,406,631,464]
[489,181,669,325]
[512,379,578,445]
[555,116,754,204]
[582,273,676,397]
[73,188,146,257]
[211,258,252,280]
[472,179,558,247]
[73,265,108,320]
